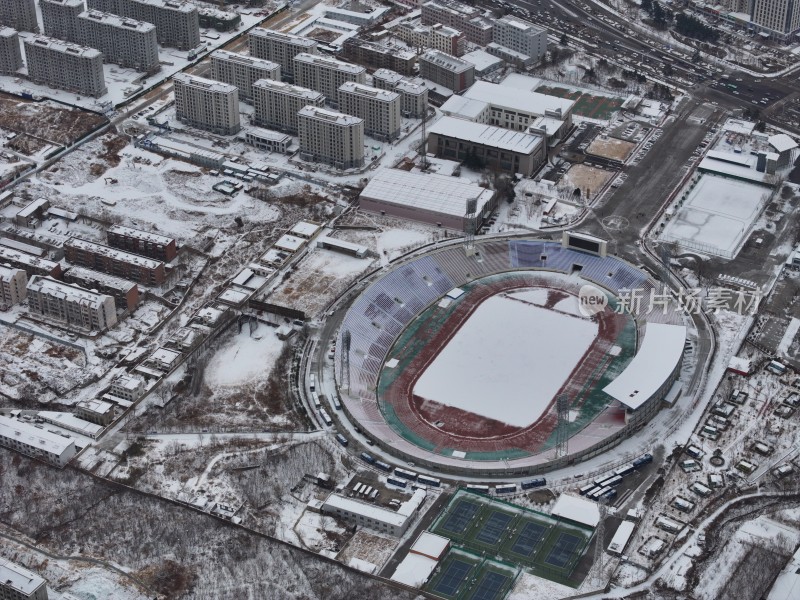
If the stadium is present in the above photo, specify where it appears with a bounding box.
[333,234,689,477]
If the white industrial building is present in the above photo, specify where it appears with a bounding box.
[87,0,200,51]
[391,532,450,588]
[0,264,27,309]
[27,275,118,332]
[321,488,426,536]
[492,14,547,64]
[174,73,240,136]
[298,106,365,170]
[251,78,324,134]
[210,50,281,102]
[23,35,107,98]
[359,168,497,229]
[248,29,318,78]
[337,82,401,141]
[293,53,366,101]
[0,414,77,468]
[0,27,23,75]
[0,558,48,600]
[78,10,159,72]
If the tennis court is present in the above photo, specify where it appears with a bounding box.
[544,532,583,569]
[468,570,513,600]
[430,557,476,598]
[441,499,481,535]
[475,511,513,546]
[510,521,548,557]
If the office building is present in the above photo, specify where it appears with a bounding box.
[492,15,547,64]
[210,50,280,102]
[751,0,800,38]
[298,106,365,170]
[248,29,317,78]
[341,37,416,75]
[78,10,159,72]
[421,0,493,45]
[0,0,39,33]
[338,82,401,141]
[293,53,366,102]
[107,224,177,261]
[0,265,27,309]
[0,558,48,600]
[27,275,118,332]
[87,0,200,51]
[174,72,240,136]
[418,49,474,93]
[0,27,23,75]
[24,36,107,97]
[395,21,465,56]
[251,79,325,134]
[0,415,76,469]
[63,265,139,311]
[373,69,429,118]
[41,0,84,43]
[64,238,166,286]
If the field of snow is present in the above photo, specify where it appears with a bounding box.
[661,174,770,258]
[205,326,286,388]
[414,295,597,427]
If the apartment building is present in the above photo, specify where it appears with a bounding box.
[174,72,240,136]
[24,36,107,97]
[27,275,118,332]
[64,238,166,286]
[251,79,325,134]
[338,82,401,141]
[298,106,365,170]
[373,69,429,118]
[87,0,200,50]
[341,37,416,75]
[0,0,39,33]
[421,0,493,45]
[493,15,547,64]
[418,49,474,93]
[0,558,48,600]
[210,50,281,102]
[0,27,23,75]
[0,265,27,309]
[293,53,366,103]
[63,265,139,311]
[41,0,85,43]
[0,247,61,278]
[751,0,800,38]
[395,21,466,56]
[106,224,177,261]
[248,29,318,78]
[79,10,159,72]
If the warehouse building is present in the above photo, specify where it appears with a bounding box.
[210,50,281,102]
[293,53,366,102]
[0,0,39,33]
[492,15,547,64]
[298,106,365,171]
[63,265,139,312]
[418,49,474,93]
[87,0,200,51]
[24,36,107,98]
[251,78,325,134]
[41,0,84,43]
[78,10,159,72]
[421,0,493,45]
[107,224,177,261]
[174,73,240,136]
[373,69,429,118]
[27,275,118,332]
[64,238,166,286]
[338,82,401,141]
[360,168,496,229]
[0,265,27,309]
[0,558,48,600]
[0,27,23,75]
[248,29,318,78]
[427,116,546,176]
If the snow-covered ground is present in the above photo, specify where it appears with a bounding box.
[205,327,286,388]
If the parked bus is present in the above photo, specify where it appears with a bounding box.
[579,483,596,496]
[632,453,653,468]
[601,488,617,501]
[522,478,547,490]
[319,409,332,426]
[311,392,321,408]
[332,394,342,410]
[466,484,490,494]
[495,484,517,495]
[394,467,418,481]
[369,489,380,500]
[360,452,376,464]
[418,475,441,488]
[614,464,635,477]
[335,433,348,447]
[309,374,316,391]
[387,477,407,488]
[375,461,392,472]
[602,475,623,487]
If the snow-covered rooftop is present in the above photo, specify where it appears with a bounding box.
[768,133,798,153]
[607,520,635,554]
[39,411,104,437]
[440,95,489,120]
[107,224,175,246]
[720,118,756,136]
[66,238,163,269]
[294,52,366,75]
[252,78,324,100]
[274,234,306,252]
[475,80,575,116]
[81,9,155,33]
[173,72,238,94]
[698,156,769,184]
[603,323,686,410]
[27,275,114,307]
[461,49,504,72]
[291,221,321,238]
[64,266,138,293]
[390,553,438,588]
[249,28,318,47]
[410,531,450,559]
[768,545,800,600]
[211,50,280,72]
[429,116,543,155]
[339,81,399,102]
[420,49,474,73]
[551,493,600,528]
[76,399,114,414]
[0,558,46,595]
[323,489,425,527]
[25,35,103,59]
[298,105,363,126]
[0,415,75,456]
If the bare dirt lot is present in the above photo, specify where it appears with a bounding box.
[0,94,107,145]
[586,136,637,161]
[563,164,614,196]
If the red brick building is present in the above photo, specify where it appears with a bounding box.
[63,265,140,312]
[64,238,166,286]
[107,225,177,262]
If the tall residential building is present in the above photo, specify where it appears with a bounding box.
[251,79,325,134]
[298,106,365,170]
[174,73,240,135]
[24,36,107,97]
[395,21,466,56]
[421,0,493,45]
[41,0,85,43]
[0,27,23,75]
[0,557,49,600]
[373,68,429,118]
[78,10,159,72]
[210,50,281,102]
[493,15,547,63]
[341,37,417,75]
[752,0,800,38]
[418,49,474,93]
[293,53,366,102]
[0,265,27,309]
[248,29,317,78]
[338,82,401,141]
[27,275,118,332]
[0,0,39,33]
[87,0,200,50]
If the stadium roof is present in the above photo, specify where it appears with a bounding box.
[429,116,543,154]
[603,323,686,410]
[360,168,495,218]
[551,494,600,527]
[470,80,575,116]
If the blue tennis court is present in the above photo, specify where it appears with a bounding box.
[469,571,510,600]
[510,521,547,557]
[433,558,474,597]
[441,500,480,535]
[475,512,512,546]
[545,532,582,569]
